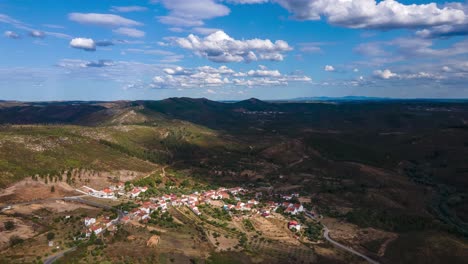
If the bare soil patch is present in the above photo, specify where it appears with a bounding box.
[0,178,78,205]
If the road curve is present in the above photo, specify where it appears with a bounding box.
[304,211,379,264]
[43,247,76,264]
[323,227,380,264]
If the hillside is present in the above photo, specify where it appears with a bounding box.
[0,98,468,263]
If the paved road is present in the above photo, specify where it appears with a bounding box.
[323,227,380,264]
[305,211,379,264]
[43,247,76,264]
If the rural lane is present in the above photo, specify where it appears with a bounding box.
[43,247,76,264]
[323,227,380,264]
[305,211,379,264]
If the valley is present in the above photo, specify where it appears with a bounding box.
[1,98,468,263]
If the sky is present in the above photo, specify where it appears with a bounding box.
[0,0,468,101]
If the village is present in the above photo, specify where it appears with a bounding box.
[79,181,319,244]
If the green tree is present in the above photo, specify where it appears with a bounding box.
[47,232,55,241]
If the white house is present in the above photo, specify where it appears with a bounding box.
[84,217,96,227]
[130,188,141,198]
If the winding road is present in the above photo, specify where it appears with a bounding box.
[305,212,379,264]
[43,247,77,264]
[323,227,380,264]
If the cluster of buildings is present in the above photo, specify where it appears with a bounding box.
[83,216,118,237]
[223,192,305,216]
[282,202,305,215]
[118,187,246,223]
[79,183,148,199]
[223,199,259,211]
[81,182,310,238]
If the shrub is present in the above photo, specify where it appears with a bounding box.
[10,236,24,246]
[4,220,15,231]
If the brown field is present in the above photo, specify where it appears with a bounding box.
[0,178,79,205]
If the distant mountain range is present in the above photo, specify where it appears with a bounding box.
[284,96,468,102]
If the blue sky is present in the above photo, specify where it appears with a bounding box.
[1,0,467,101]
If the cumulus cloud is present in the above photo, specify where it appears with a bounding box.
[373,69,397,79]
[274,0,467,32]
[247,69,281,77]
[4,30,20,39]
[151,65,311,88]
[171,30,292,63]
[70,38,96,51]
[113,27,145,38]
[164,66,192,75]
[324,65,335,72]
[155,0,230,27]
[68,13,142,27]
[110,6,148,13]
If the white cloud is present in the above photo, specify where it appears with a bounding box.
[4,30,20,39]
[247,69,281,77]
[193,27,222,35]
[164,66,192,75]
[113,27,145,38]
[110,6,148,13]
[274,0,467,31]
[373,69,397,79]
[324,65,335,72]
[29,30,45,38]
[197,65,235,75]
[151,65,310,88]
[171,30,292,63]
[69,38,96,51]
[155,0,230,27]
[68,13,143,27]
